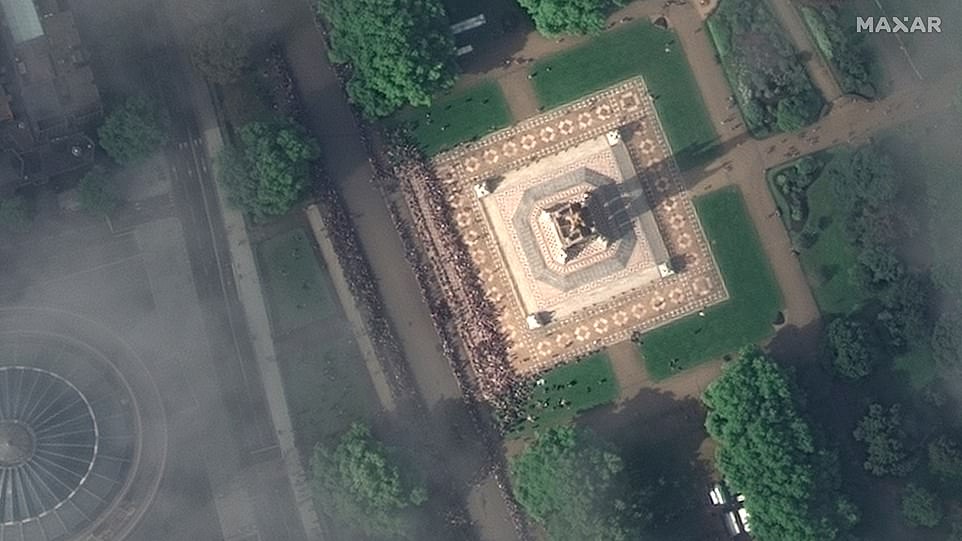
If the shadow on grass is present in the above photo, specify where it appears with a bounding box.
[578,388,724,540]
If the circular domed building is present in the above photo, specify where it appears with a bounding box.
[0,309,165,541]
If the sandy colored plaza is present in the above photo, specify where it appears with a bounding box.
[431,78,729,375]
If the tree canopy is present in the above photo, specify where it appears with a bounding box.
[97,95,171,165]
[190,19,251,85]
[310,423,427,539]
[510,426,649,541]
[78,167,121,215]
[928,435,962,481]
[900,483,942,528]
[518,0,617,37]
[317,0,457,118]
[217,117,319,219]
[932,312,962,372]
[826,317,873,379]
[852,403,916,476]
[703,347,857,541]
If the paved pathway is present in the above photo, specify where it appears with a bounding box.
[200,123,325,541]
[305,205,397,411]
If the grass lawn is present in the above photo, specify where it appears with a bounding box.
[258,228,335,335]
[639,187,782,380]
[529,22,718,169]
[388,80,512,155]
[276,331,379,453]
[767,150,871,315]
[511,352,618,435]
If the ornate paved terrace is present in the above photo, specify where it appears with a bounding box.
[432,78,728,375]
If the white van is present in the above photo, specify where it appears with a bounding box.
[723,510,744,537]
[738,507,751,533]
[709,483,729,506]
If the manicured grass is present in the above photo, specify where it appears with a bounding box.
[639,187,782,380]
[276,331,379,452]
[767,151,871,315]
[512,353,618,434]
[794,159,870,315]
[529,22,718,170]
[389,80,512,155]
[258,228,335,335]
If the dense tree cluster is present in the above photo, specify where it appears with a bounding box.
[317,0,457,117]
[518,0,622,37]
[708,0,823,135]
[826,317,873,379]
[190,19,251,85]
[877,274,929,347]
[97,96,171,165]
[703,348,857,541]
[800,5,877,97]
[216,117,320,219]
[900,484,942,528]
[772,155,821,225]
[852,403,917,476]
[510,426,649,541]
[310,423,427,539]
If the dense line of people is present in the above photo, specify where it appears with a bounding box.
[261,46,417,402]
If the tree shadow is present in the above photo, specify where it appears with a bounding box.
[577,388,726,540]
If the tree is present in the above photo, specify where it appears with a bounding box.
[318,0,457,118]
[510,426,649,541]
[518,0,612,37]
[310,423,427,539]
[703,347,857,541]
[776,96,819,132]
[98,96,171,165]
[190,19,251,84]
[932,312,962,371]
[826,317,873,379]
[877,274,929,347]
[928,435,962,481]
[852,403,916,476]
[0,195,31,232]
[900,484,942,528]
[853,244,903,290]
[217,117,320,219]
[78,167,121,215]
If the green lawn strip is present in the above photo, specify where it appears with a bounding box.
[639,187,782,380]
[257,228,336,335]
[275,331,379,454]
[388,80,512,155]
[529,22,718,169]
[766,151,871,315]
[511,352,618,435]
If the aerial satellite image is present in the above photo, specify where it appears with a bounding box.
[0,0,958,539]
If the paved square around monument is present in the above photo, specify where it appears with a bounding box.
[432,78,728,375]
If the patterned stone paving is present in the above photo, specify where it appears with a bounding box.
[432,78,728,375]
